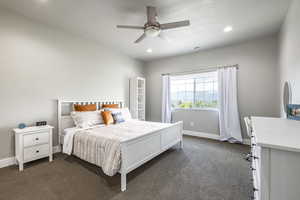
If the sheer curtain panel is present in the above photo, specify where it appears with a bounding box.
[162,75,172,123]
[218,67,242,143]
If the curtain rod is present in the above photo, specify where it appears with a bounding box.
[161,64,239,76]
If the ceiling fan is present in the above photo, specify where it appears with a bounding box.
[116,6,190,43]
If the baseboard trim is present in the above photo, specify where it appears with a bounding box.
[0,157,16,168]
[53,145,61,153]
[183,130,250,145]
[0,145,61,169]
[183,130,221,140]
[243,139,251,145]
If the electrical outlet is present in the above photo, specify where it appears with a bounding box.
[190,121,194,127]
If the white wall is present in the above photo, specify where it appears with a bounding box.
[172,109,220,135]
[279,0,300,115]
[145,35,280,138]
[0,9,144,159]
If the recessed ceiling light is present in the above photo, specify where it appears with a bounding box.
[146,48,153,53]
[224,26,233,33]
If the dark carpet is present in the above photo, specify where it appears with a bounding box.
[0,136,252,200]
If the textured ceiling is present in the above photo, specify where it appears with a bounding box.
[0,0,291,61]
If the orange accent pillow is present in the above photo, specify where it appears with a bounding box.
[74,104,97,112]
[102,104,119,109]
[101,111,114,125]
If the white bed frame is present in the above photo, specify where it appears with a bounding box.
[58,99,183,192]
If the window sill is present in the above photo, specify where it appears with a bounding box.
[172,108,219,112]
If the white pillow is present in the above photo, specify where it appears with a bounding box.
[107,108,132,121]
[71,110,104,129]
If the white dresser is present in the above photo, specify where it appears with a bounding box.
[251,117,300,200]
[14,125,54,171]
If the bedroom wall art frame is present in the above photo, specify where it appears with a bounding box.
[287,104,300,120]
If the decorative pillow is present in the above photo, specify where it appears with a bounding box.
[101,111,114,125]
[102,104,119,109]
[74,104,97,112]
[71,111,103,128]
[108,108,132,121]
[112,112,125,124]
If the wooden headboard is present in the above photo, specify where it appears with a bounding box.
[57,99,124,144]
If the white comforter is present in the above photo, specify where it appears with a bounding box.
[63,120,173,176]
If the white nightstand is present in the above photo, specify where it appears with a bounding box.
[14,125,54,171]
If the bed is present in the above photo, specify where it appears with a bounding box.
[58,100,183,191]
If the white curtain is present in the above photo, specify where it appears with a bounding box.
[218,67,243,143]
[162,75,172,123]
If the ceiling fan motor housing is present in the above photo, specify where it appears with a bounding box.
[144,25,161,37]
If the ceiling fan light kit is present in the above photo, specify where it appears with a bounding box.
[117,6,190,43]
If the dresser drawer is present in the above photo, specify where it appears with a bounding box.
[254,190,260,200]
[251,144,261,162]
[252,145,261,174]
[252,165,261,200]
[24,144,49,161]
[252,162,260,187]
[23,132,49,147]
[251,135,257,145]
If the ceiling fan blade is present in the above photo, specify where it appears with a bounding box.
[134,33,146,43]
[160,20,190,30]
[147,6,157,24]
[116,25,144,30]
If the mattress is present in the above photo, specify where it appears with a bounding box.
[63,120,173,176]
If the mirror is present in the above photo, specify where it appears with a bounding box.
[283,81,292,114]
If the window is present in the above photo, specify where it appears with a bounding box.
[170,71,218,109]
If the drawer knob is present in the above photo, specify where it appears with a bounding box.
[250,155,259,160]
[252,144,256,147]
[253,156,259,160]
[250,167,256,171]
[253,188,259,192]
[35,138,39,141]
[244,153,252,162]
[36,150,39,153]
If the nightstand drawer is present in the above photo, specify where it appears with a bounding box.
[23,132,49,147]
[24,144,49,161]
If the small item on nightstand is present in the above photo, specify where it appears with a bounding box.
[18,123,26,129]
[36,121,47,126]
